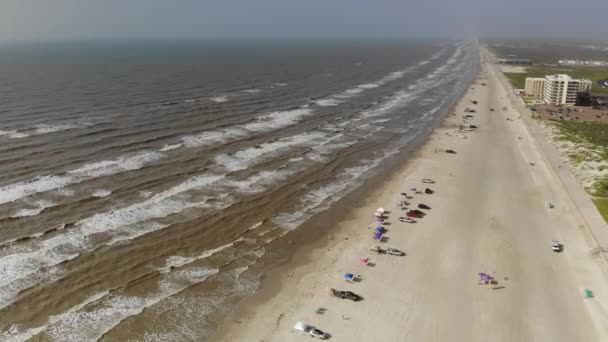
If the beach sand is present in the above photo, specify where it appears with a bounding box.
[210,52,608,341]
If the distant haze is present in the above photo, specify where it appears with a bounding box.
[1,0,607,42]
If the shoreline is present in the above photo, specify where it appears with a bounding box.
[210,49,608,342]
[208,66,476,340]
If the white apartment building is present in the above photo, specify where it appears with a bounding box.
[524,77,545,97]
[525,74,592,106]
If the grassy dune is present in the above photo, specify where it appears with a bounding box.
[549,120,608,222]
[505,66,608,95]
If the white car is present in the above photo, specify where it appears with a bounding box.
[386,247,404,256]
[309,328,328,339]
[552,241,561,252]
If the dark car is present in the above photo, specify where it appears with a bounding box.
[333,289,362,301]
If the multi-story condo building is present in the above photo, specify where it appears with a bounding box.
[524,77,545,97]
[525,74,592,106]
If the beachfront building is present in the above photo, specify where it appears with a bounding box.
[524,77,545,97]
[542,74,592,106]
[525,74,592,106]
[498,58,532,65]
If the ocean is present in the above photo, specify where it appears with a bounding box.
[0,39,478,341]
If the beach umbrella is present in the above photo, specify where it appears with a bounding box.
[377,207,385,214]
[360,258,369,265]
[479,273,492,282]
[374,212,381,217]
[344,273,354,280]
[377,217,385,223]
[373,232,382,240]
[375,226,384,233]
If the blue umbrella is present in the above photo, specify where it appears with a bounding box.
[375,226,384,233]
[344,273,354,280]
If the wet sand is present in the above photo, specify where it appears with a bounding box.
[210,52,608,341]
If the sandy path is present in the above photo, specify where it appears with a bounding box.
[210,53,608,342]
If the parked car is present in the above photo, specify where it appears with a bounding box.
[309,328,328,339]
[386,247,404,256]
[552,241,562,253]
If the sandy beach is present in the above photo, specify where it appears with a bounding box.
[210,51,608,342]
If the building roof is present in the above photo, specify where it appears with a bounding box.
[546,74,571,81]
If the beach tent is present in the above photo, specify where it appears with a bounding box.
[294,321,311,332]
[345,273,354,280]
[478,273,493,283]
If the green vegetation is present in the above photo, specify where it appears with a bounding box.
[505,66,608,95]
[592,198,608,223]
[550,120,608,149]
[549,120,608,222]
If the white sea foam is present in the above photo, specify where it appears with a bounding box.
[243,108,313,132]
[160,143,183,152]
[359,83,380,89]
[0,129,29,139]
[181,109,313,148]
[0,174,225,308]
[273,83,288,87]
[214,132,325,172]
[314,61,422,106]
[42,267,220,342]
[273,156,387,230]
[242,89,262,94]
[92,189,112,198]
[0,291,110,342]
[0,161,298,309]
[0,151,163,206]
[33,240,246,342]
[209,96,228,103]
[11,200,55,218]
[32,123,83,135]
[315,99,342,107]
[0,123,88,140]
[69,151,162,178]
[181,129,244,148]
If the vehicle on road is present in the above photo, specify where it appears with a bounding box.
[294,322,328,339]
[386,247,404,256]
[552,240,562,252]
[330,288,362,301]
[309,328,328,339]
[399,216,416,223]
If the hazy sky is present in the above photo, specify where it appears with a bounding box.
[1,0,607,42]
